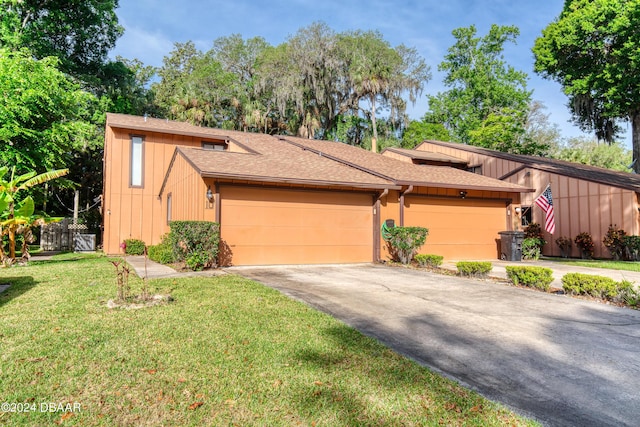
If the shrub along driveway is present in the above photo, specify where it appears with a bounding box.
[231,263,640,427]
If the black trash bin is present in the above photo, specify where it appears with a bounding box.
[498,231,524,261]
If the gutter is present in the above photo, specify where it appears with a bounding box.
[399,185,414,226]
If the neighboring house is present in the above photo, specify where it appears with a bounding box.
[395,140,640,259]
[103,114,532,265]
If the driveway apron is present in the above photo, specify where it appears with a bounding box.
[230,264,640,427]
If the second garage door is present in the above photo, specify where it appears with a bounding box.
[405,196,507,259]
[220,186,374,265]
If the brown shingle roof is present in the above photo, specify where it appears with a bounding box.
[382,147,468,165]
[283,136,531,192]
[419,140,640,192]
[107,114,532,193]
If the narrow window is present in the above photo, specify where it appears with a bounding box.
[202,141,227,151]
[130,136,144,187]
[167,193,172,224]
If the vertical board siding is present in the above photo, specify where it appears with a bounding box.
[102,129,202,254]
[418,142,640,259]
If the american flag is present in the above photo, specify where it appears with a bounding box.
[535,184,555,234]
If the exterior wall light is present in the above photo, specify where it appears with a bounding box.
[206,186,214,202]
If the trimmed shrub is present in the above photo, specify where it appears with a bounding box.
[414,254,443,268]
[456,261,492,278]
[562,273,619,300]
[386,226,429,265]
[124,239,146,255]
[169,221,220,271]
[147,242,175,264]
[505,266,554,291]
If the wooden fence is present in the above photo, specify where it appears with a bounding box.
[40,218,97,251]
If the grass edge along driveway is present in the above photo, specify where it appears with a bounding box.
[0,255,538,426]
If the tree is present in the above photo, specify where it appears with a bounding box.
[337,30,430,149]
[533,0,640,173]
[0,48,95,173]
[401,120,451,148]
[0,0,122,79]
[548,136,632,171]
[427,25,535,153]
[0,166,67,263]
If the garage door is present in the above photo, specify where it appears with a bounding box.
[220,187,373,265]
[404,196,506,259]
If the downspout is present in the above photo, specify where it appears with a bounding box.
[373,189,389,263]
[399,185,414,226]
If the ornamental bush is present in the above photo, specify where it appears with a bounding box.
[414,254,443,268]
[386,226,429,265]
[124,239,146,255]
[456,261,492,278]
[562,273,619,300]
[147,235,175,265]
[169,221,220,270]
[574,232,594,259]
[522,238,543,260]
[602,224,626,260]
[623,236,640,261]
[505,266,554,291]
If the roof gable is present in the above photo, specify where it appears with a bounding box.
[418,140,640,193]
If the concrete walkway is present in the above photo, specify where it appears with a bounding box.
[125,256,227,279]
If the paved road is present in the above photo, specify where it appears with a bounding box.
[231,264,640,427]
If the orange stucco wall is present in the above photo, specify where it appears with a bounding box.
[420,142,640,258]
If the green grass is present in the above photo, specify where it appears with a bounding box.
[0,257,538,426]
[551,257,640,272]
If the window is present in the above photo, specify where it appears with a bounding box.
[467,164,482,175]
[167,193,172,224]
[130,136,144,187]
[202,141,227,151]
[521,206,532,227]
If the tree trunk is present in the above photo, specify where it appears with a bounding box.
[370,96,378,153]
[633,112,640,174]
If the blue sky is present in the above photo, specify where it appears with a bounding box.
[111,0,633,148]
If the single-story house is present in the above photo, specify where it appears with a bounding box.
[386,140,640,259]
[103,114,533,265]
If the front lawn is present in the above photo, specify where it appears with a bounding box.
[0,257,537,426]
[552,257,640,272]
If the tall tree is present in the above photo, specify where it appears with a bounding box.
[533,0,640,173]
[0,48,95,173]
[549,136,632,172]
[0,0,122,79]
[337,30,430,149]
[427,25,536,154]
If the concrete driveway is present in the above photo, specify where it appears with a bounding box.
[230,263,640,427]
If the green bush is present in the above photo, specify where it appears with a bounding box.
[414,254,443,268]
[623,235,640,261]
[386,226,429,265]
[456,261,492,278]
[124,239,146,255]
[562,273,620,300]
[521,238,543,260]
[147,241,175,264]
[169,221,220,270]
[616,280,639,306]
[505,266,554,291]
